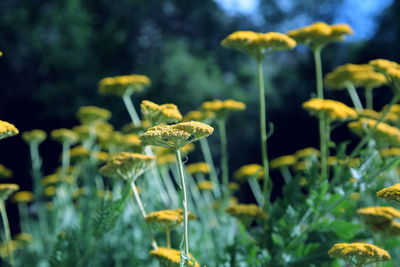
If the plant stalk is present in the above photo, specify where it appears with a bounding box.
[365,88,373,110]
[217,119,229,196]
[0,201,15,267]
[122,91,141,124]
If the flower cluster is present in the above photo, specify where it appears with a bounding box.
[76,106,111,125]
[270,155,297,170]
[98,74,151,97]
[0,184,20,201]
[186,162,210,175]
[22,129,47,144]
[201,99,246,120]
[145,209,196,231]
[328,242,390,265]
[51,129,78,144]
[150,247,199,267]
[348,119,400,146]
[377,184,400,202]
[140,100,182,126]
[197,181,213,191]
[226,203,267,223]
[234,164,264,181]
[302,98,358,121]
[0,120,19,140]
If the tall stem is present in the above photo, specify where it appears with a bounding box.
[166,229,171,248]
[130,182,158,249]
[122,91,141,124]
[175,149,189,262]
[313,48,328,182]
[217,119,229,196]
[0,201,15,267]
[256,59,270,204]
[346,83,363,111]
[199,138,221,198]
[61,142,70,175]
[365,88,373,110]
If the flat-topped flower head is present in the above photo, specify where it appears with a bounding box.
[380,148,400,158]
[348,119,400,146]
[234,164,264,181]
[0,165,12,179]
[69,146,90,163]
[201,99,246,120]
[187,162,210,175]
[197,180,213,191]
[140,100,182,126]
[140,121,213,150]
[295,147,320,159]
[0,120,19,140]
[99,152,155,181]
[358,109,397,124]
[183,110,215,124]
[76,106,111,125]
[357,206,400,225]
[0,184,19,201]
[51,128,78,144]
[98,74,151,97]
[145,209,196,231]
[22,129,46,145]
[226,203,267,224]
[369,59,399,74]
[221,31,296,59]
[288,22,353,50]
[41,173,74,186]
[328,242,390,265]
[150,247,199,267]
[303,98,358,122]
[11,191,34,203]
[270,155,297,170]
[377,184,400,202]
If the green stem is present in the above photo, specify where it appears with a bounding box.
[313,48,324,99]
[122,91,141,124]
[175,149,190,263]
[61,142,70,175]
[248,178,264,207]
[130,182,158,249]
[256,59,271,205]
[365,88,374,110]
[29,143,42,197]
[0,201,15,267]
[199,138,221,198]
[217,119,229,196]
[166,229,171,249]
[346,83,363,111]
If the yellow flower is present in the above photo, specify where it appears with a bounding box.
[11,191,34,203]
[328,242,390,265]
[377,184,400,202]
[358,109,397,123]
[380,148,400,157]
[226,204,267,224]
[357,206,400,225]
[41,173,74,186]
[369,59,399,74]
[98,74,151,97]
[293,161,312,172]
[0,120,19,140]
[14,233,33,244]
[150,247,199,267]
[221,31,296,59]
[44,186,57,197]
[0,164,12,179]
[303,98,358,121]
[295,147,320,159]
[186,162,210,175]
[145,209,196,231]
[197,181,213,191]
[234,164,264,181]
[72,187,87,199]
[201,99,246,120]
[348,119,400,146]
[288,22,352,50]
[140,121,214,150]
[22,129,47,144]
[141,100,182,126]
[270,155,297,170]
[0,184,19,200]
[99,152,155,181]
[228,182,240,191]
[76,106,111,125]
[183,110,215,124]
[51,128,78,144]
[69,146,90,162]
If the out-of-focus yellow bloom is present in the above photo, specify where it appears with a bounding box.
[380,148,400,157]
[295,147,320,159]
[327,156,360,168]
[226,204,267,224]
[221,31,296,59]
[377,184,400,202]
[0,120,19,140]
[146,209,196,231]
[140,121,213,150]
[11,191,34,203]
[303,98,358,121]
[51,129,78,144]
[357,206,400,224]
[69,146,90,162]
[288,22,352,50]
[76,106,111,125]
[22,129,46,144]
[14,233,33,244]
[41,173,74,186]
[270,155,297,169]
[0,164,12,179]
[0,51,2,57]
[328,242,390,265]
[0,184,19,200]
[201,99,246,120]
[348,119,400,146]
[97,190,113,200]
[141,100,182,126]
[0,240,19,258]
[293,161,312,172]
[98,74,151,97]
[350,192,360,201]
[187,162,210,175]
[183,110,215,124]
[44,186,57,197]
[197,181,213,191]
[155,144,195,166]
[369,59,399,74]
[72,188,87,199]
[121,120,151,135]
[150,247,199,267]
[228,182,240,191]
[99,152,155,181]
[358,109,398,124]
[234,164,264,181]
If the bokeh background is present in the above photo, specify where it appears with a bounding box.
[1,0,400,231]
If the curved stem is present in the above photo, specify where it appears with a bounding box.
[122,91,141,124]
[0,201,15,267]
[217,119,229,196]
[175,149,190,262]
[256,59,271,205]
[365,88,373,110]
[346,83,363,111]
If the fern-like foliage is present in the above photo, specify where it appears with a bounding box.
[49,228,81,267]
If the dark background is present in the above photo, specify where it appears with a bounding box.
[1,0,400,232]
